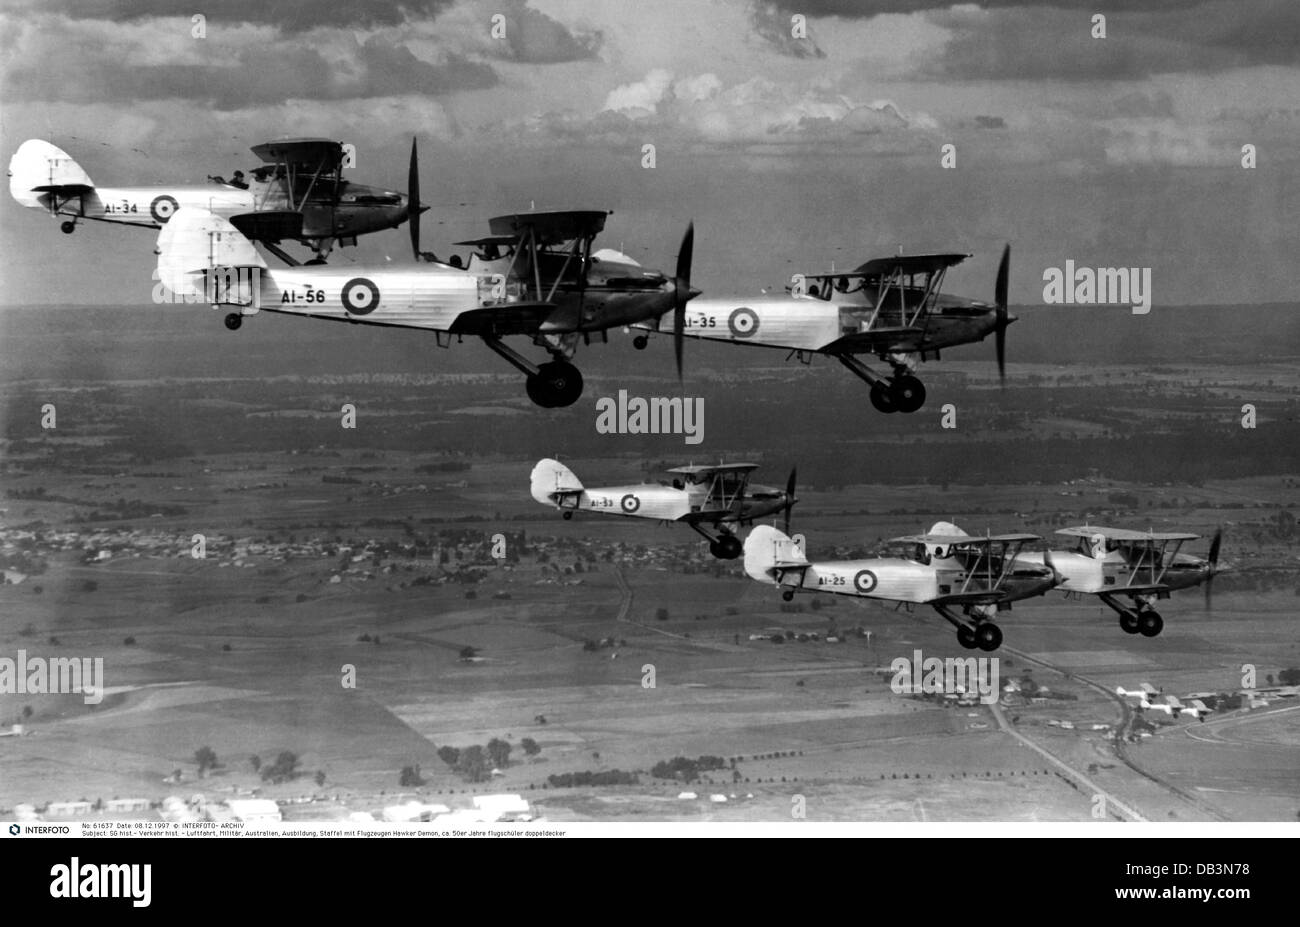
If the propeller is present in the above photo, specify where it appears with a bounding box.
[408,137,421,261]
[1204,528,1223,608]
[673,221,694,381]
[782,467,798,535]
[994,243,1010,384]
[1043,549,1063,587]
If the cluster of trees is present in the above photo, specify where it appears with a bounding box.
[547,770,637,788]
[437,738,514,782]
[257,751,302,785]
[651,755,727,783]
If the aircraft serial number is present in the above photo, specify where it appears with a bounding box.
[587,497,616,509]
[818,575,846,586]
[685,315,717,328]
[103,201,139,214]
[281,288,328,303]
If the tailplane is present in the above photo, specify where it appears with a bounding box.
[156,207,266,303]
[530,458,583,506]
[9,139,94,210]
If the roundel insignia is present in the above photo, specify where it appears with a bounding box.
[341,277,381,315]
[727,307,759,338]
[853,570,878,594]
[620,494,640,513]
[150,195,179,223]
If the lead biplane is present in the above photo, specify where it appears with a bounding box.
[529,458,796,559]
[1015,526,1223,637]
[7,137,414,262]
[744,521,1058,651]
[635,245,1014,413]
[154,143,696,408]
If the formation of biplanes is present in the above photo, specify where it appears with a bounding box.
[8,136,1230,650]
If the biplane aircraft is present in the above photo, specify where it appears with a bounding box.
[744,521,1058,651]
[634,245,1013,413]
[529,458,796,559]
[153,143,696,408]
[1014,526,1223,638]
[7,137,414,262]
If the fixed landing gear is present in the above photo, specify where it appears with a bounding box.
[632,335,649,350]
[224,313,243,331]
[869,374,926,414]
[60,220,77,235]
[1106,595,1164,638]
[956,622,1002,651]
[782,589,795,602]
[525,360,583,408]
[708,534,742,560]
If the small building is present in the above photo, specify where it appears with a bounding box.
[104,798,151,813]
[46,801,93,818]
[224,799,281,823]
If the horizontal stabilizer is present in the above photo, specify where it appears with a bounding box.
[157,208,265,299]
[530,458,583,506]
[9,139,94,209]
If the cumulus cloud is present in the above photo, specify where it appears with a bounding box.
[749,1,825,59]
[42,0,459,34]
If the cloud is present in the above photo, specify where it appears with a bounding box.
[43,0,459,34]
[749,1,825,59]
[481,0,603,63]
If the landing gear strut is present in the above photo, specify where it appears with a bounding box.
[937,604,1002,652]
[1102,594,1164,638]
[840,355,927,414]
[483,337,585,408]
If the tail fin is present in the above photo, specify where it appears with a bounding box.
[926,520,969,559]
[9,139,94,209]
[157,207,266,302]
[530,458,583,506]
[743,525,806,583]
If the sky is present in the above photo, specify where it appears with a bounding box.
[2,0,1299,307]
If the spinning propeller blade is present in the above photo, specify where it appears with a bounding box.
[673,222,694,381]
[408,137,421,261]
[994,243,1010,384]
[782,467,798,535]
[1205,528,1223,608]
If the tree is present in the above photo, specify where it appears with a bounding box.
[454,745,490,782]
[250,754,262,773]
[314,770,326,788]
[261,750,300,784]
[521,737,541,757]
[655,607,670,621]
[399,765,425,787]
[194,746,219,777]
[486,738,512,770]
[437,745,461,767]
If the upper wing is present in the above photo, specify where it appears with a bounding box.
[1056,526,1199,541]
[487,210,609,246]
[250,138,344,169]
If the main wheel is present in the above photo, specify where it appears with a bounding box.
[781,590,795,602]
[632,335,649,350]
[60,221,76,234]
[715,535,742,560]
[525,374,555,408]
[957,625,978,649]
[1119,612,1140,634]
[891,375,926,414]
[869,381,898,414]
[975,622,1003,652]
[535,361,583,408]
[1138,610,1164,638]
[224,313,242,331]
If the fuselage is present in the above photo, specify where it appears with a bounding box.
[642,292,1003,356]
[1016,548,1210,596]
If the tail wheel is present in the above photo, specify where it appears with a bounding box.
[224,313,243,331]
[869,381,898,414]
[975,622,1003,652]
[892,375,926,414]
[781,589,795,602]
[60,221,76,234]
[957,625,978,649]
[1119,612,1141,634]
[633,335,649,350]
[1138,610,1164,638]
